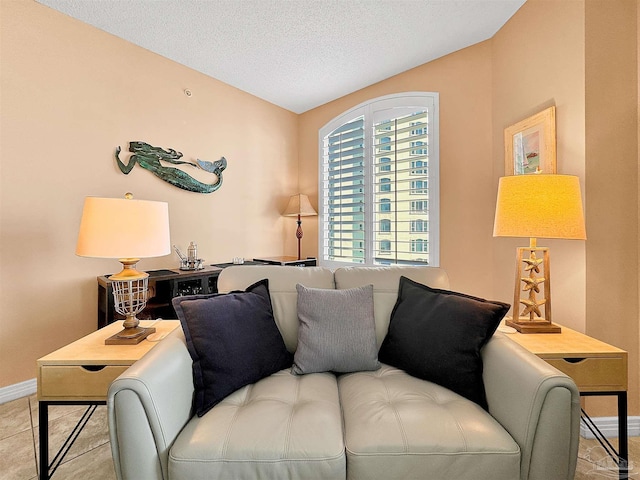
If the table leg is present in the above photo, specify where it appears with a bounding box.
[38,401,49,480]
[618,392,628,480]
[580,391,630,480]
[37,401,101,480]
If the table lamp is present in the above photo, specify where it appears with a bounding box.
[493,174,586,333]
[282,193,317,260]
[76,193,171,344]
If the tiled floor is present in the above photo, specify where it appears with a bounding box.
[577,435,640,479]
[1,394,638,479]
[1,395,115,480]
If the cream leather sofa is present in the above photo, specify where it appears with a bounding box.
[108,265,580,480]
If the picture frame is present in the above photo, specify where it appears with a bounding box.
[504,106,557,175]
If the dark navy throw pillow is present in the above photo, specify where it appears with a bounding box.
[173,279,292,416]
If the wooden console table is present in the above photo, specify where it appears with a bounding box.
[37,320,180,480]
[507,326,628,478]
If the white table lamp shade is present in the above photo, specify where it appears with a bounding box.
[76,196,171,259]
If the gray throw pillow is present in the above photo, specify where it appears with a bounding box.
[292,284,380,374]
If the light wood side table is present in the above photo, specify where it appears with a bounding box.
[37,320,180,480]
[506,325,628,478]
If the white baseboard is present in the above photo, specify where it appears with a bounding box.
[581,415,640,439]
[0,378,37,404]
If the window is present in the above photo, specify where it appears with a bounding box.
[379,158,391,172]
[411,160,427,175]
[411,219,428,232]
[410,200,428,213]
[410,121,427,136]
[379,198,391,212]
[411,239,428,253]
[410,141,428,156]
[379,136,391,151]
[410,180,427,194]
[319,92,439,267]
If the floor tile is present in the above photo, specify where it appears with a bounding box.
[0,397,32,440]
[576,436,640,479]
[28,395,86,429]
[33,405,110,470]
[50,443,116,480]
[0,428,37,480]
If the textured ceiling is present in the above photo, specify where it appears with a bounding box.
[36,0,526,113]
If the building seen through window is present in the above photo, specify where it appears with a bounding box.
[319,93,439,267]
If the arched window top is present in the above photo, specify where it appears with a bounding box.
[319,92,439,268]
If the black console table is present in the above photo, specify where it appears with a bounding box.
[97,266,223,328]
[97,258,318,328]
[253,256,317,267]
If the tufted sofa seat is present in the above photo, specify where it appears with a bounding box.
[339,365,520,480]
[169,370,345,479]
[108,265,580,480]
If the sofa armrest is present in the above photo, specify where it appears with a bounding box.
[482,333,581,480]
[108,328,194,480]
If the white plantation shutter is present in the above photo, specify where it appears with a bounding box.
[319,93,439,268]
[323,116,366,263]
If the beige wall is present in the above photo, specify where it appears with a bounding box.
[0,0,298,387]
[486,0,638,418]
[584,0,639,417]
[491,0,587,333]
[491,0,640,417]
[299,41,496,298]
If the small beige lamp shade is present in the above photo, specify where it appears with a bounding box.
[493,174,586,333]
[76,194,170,344]
[283,194,317,217]
[282,194,317,260]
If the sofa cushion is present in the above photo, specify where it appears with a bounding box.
[333,265,450,347]
[172,279,292,416]
[169,369,345,480]
[217,266,336,352]
[378,276,509,409]
[292,284,380,374]
[338,365,520,480]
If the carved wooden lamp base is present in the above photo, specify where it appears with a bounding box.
[508,238,562,334]
[296,215,303,260]
[506,318,561,334]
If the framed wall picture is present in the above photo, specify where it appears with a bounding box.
[504,106,557,175]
